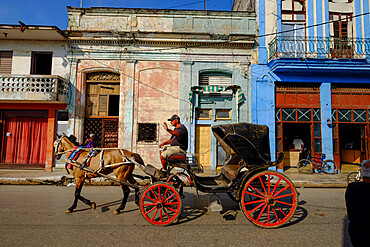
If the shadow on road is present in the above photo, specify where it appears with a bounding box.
[175,192,208,225]
[282,200,308,228]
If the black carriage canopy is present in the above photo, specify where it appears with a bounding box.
[212,123,272,166]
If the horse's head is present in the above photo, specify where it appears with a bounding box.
[54,134,66,159]
[54,134,80,159]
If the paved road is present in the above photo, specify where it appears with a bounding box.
[0,186,352,247]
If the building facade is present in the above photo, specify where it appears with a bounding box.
[0,25,69,171]
[65,7,256,170]
[234,0,370,171]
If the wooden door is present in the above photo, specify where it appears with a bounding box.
[195,125,211,169]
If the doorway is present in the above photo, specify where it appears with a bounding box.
[282,123,311,168]
[283,123,311,151]
[339,124,363,164]
[195,125,211,170]
[1,110,48,167]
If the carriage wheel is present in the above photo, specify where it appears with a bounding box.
[239,171,298,228]
[139,182,182,226]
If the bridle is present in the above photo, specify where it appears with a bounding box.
[54,134,70,158]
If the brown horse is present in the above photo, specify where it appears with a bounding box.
[54,134,144,214]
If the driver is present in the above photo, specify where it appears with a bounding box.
[158,114,188,176]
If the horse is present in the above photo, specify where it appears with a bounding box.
[54,134,145,214]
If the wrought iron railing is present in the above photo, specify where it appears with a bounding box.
[268,36,370,61]
[0,75,69,103]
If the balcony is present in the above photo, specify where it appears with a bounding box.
[0,75,69,104]
[268,36,370,61]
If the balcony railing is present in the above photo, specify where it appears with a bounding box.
[0,75,69,103]
[268,36,370,61]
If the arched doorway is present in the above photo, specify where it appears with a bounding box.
[84,71,120,148]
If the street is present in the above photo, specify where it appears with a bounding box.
[0,185,351,247]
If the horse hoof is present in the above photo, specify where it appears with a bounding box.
[65,209,73,213]
[91,202,96,210]
[113,210,120,215]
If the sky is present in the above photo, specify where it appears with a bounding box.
[0,0,234,30]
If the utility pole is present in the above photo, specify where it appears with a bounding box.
[204,0,206,11]
[80,0,83,8]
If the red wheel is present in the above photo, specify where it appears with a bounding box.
[139,182,182,226]
[239,171,298,228]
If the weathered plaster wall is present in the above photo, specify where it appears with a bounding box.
[132,61,180,165]
[68,7,255,36]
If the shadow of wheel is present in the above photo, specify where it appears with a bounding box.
[239,170,298,228]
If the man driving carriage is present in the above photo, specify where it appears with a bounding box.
[158,114,188,175]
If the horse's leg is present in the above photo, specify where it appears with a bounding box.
[114,184,130,215]
[66,176,84,213]
[134,187,139,206]
[66,176,96,213]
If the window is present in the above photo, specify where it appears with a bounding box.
[199,72,232,86]
[216,109,231,120]
[281,0,306,57]
[137,123,158,143]
[330,13,352,39]
[0,51,12,74]
[57,111,69,121]
[85,72,120,117]
[196,109,211,120]
[31,52,52,75]
[281,0,306,22]
[95,94,120,117]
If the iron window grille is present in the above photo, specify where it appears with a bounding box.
[138,123,158,143]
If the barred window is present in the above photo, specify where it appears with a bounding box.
[138,123,158,143]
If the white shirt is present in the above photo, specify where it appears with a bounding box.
[293,139,304,150]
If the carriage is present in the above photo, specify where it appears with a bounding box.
[139,123,298,228]
[57,123,298,228]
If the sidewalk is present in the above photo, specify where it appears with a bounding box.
[0,167,352,187]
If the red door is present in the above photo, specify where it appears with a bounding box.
[3,113,48,165]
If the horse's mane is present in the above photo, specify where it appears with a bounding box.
[68,135,80,146]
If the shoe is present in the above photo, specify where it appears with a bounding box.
[158,169,167,179]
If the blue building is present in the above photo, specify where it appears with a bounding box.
[234,0,370,171]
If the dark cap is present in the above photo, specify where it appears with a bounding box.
[168,114,180,121]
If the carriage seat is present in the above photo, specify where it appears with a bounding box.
[221,164,241,182]
[167,153,187,163]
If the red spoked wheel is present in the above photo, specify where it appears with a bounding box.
[139,182,182,226]
[239,171,298,228]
